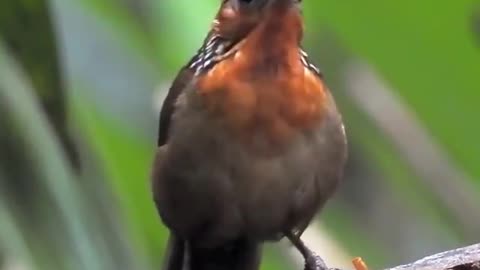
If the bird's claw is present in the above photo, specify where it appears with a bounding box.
[304,250,329,270]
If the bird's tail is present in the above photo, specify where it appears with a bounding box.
[162,234,186,270]
[187,238,261,270]
[162,234,261,270]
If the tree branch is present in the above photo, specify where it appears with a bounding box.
[386,243,480,270]
[318,243,480,270]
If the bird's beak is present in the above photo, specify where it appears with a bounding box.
[267,0,293,8]
[230,0,240,12]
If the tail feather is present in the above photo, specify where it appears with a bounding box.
[162,233,261,270]
[162,234,185,270]
[187,238,261,270]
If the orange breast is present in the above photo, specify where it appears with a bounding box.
[196,51,327,150]
[195,7,327,150]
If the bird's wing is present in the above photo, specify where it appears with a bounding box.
[157,67,194,146]
[157,31,220,146]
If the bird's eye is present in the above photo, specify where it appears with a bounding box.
[228,0,264,12]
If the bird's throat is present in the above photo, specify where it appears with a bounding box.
[195,5,326,151]
[240,4,303,73]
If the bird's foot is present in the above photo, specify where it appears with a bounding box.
[285,231,337,270]
[304,250,325,270]
[303,249,338,270]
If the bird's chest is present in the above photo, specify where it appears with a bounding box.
[168,87,331,188]
[192,79,326,153]
[162,85,344,243]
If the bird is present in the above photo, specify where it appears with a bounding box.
[151,0,347,270]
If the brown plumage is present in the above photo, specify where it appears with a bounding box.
[151,1,347,270]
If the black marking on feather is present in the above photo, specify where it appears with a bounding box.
[299,49,322,77]
[188,36,321,78]
[188,35,230,75]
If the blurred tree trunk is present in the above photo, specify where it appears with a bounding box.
[385,243,480,270]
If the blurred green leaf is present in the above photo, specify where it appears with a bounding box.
[0,41,131,270]
[0,188,36,270]
[55,0,158,68]
[148,0,217,73]
[72,87,162,267]
[0,0,78,166]
[313,0,480,185]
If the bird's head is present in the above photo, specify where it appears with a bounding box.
[213,0,303,44]
[188,0,304,74]
[191,0,325,148]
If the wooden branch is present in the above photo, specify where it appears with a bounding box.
[325,244,480,270]
[385,243,480,270]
